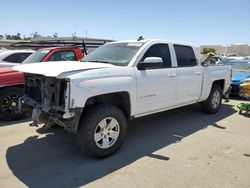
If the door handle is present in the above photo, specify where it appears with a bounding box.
[195,71,202,75]
[167,73,176,77]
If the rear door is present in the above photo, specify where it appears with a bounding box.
[173,45,203,105]
[135,43,177,115]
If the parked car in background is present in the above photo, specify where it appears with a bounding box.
[220,56,249,65]
[240,78,250,98]
[210,55,224,64]
[22,46,84,64]
[0,46,84,121]
[0,50,34,68]
[223,60,250,95]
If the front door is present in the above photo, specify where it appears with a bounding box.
[135,43,177,115]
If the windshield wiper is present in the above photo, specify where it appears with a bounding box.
[85,60,111,64]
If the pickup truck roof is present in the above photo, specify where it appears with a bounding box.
[41,46,81,50]
[111,39,193,46]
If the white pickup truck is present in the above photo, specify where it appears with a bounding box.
[15,39,232,158]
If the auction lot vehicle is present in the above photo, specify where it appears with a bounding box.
[0,47,84,120]
[240,78,250,98]
[15,39,232,158]
[0,50,34,68]
[222,60,250,95]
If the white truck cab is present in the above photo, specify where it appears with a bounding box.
[14,39,232,158]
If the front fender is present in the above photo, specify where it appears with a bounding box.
[67,67,137,116]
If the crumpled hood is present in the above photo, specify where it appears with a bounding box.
[232,71,250,82]
[13,61,114,77]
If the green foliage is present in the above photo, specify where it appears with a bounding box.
[1,32,58,40]
[201,47,216,54]
[31,32,41,38]
[5,33,22,40]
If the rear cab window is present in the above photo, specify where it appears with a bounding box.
[174,45,197,67]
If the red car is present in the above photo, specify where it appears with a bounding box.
[0,46,84,120]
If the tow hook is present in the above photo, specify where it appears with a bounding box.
[63,112,75,119]
[29,121,39,127]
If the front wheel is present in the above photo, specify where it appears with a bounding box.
[76,104,127,158]
[201,85,223,114]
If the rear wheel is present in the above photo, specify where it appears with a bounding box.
[201,85,223,114]
[0,87,26,121]
[76,104,127,158]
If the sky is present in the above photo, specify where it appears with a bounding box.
[0,0,249,46]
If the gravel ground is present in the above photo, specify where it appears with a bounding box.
[0,99,249,188]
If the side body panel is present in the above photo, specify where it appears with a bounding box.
[198,65,231,102]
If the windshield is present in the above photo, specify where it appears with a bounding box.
[228,61,250,73]
[82,42,143,66]
[22,49,50,64]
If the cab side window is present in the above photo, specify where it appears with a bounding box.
[141,44,172,68]
[174,45,197,67]
[48,50,77,61]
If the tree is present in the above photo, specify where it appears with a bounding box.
[23,35,31,40]
[31,32,41,38]
[16,33,21,39]
[4,33,22,40]
[201,47,216,54]
[53,32,58,38]
[0,34,3,39]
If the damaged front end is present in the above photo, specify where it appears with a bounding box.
[23,73,82,133]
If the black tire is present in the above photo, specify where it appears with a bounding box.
[201,84,223,114]
[0,87,26,121]
[76,104,127,158]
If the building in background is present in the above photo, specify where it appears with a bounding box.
[227,43,249,56]
[0,36,113,52]
[199,43,250,56]
[199,45,224,55]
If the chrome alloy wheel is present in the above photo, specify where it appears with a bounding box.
[94,117,120,149]
[212,91,221,109]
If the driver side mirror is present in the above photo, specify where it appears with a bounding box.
[138,57,163,70]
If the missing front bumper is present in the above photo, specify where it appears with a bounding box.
[31,106,83,134]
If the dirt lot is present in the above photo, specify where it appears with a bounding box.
[0,99,249,188]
